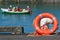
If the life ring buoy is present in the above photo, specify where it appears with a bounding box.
[33,12,58,35]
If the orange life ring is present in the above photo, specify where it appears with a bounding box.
[33,12,58,35]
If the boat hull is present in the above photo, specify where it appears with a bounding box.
[1,8,30,14]
[3,11,30,14]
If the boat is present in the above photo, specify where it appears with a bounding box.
[1,8,30,14]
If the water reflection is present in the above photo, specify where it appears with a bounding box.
[1,13,32,26]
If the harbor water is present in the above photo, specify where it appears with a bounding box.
[0,2,60,33]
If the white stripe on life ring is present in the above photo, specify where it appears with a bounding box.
[50,29,53,32]
[39,14,42,18]
[52,17,56,20]
[36,26,39,30]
